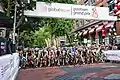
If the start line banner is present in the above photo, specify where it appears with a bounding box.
[0,53,19,80]
[24,2,117,21]
[104,50,120,61]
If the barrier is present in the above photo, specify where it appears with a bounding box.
[11,53,19,80]
[0,53,19,80]
[103,50,120,61]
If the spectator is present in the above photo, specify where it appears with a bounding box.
[0,36,7,56]
[17,47,23,67]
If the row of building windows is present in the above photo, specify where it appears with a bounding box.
[108,0,115,12]
[83,0,115,11]
[75,0,115,28]
[84,0,95,5]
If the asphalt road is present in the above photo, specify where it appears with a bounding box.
[16,63,120,80]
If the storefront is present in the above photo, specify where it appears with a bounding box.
[76,20,119,45]
[93,21,116,45]
[105,21,115,44]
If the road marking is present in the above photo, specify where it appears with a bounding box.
[102,66,117,68]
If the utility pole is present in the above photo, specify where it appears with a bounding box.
[13,0,17,44]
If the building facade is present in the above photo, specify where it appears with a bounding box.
[75,0,120,45]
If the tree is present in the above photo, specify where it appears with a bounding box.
[0,0,76,47]
[19,30,34,47]
[38,18,74,46]
[52,19,74,45]
[36,0,76,46]
[29,0,76,47]
[32,26,51,48]
[0,0,38,30]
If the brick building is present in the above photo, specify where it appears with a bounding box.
[75,0,120,45]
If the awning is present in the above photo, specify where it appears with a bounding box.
[83,30,88,36]
[105,22,114,29]
[89,28,95,34]
[96,25,103,32]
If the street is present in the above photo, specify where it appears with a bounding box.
[16,63,120,80]
[0,0,120,80]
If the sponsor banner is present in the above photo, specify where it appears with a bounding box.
[30,2,117,21]
[10,55,14,80]
[0,54,12,80]
[11,53,19,80]
[0,53,19,80]
[104,50,120,61]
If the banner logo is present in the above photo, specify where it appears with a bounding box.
[92,7,98,18]
[40,6,47,12]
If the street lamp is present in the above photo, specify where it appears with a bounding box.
[13,0,17,44]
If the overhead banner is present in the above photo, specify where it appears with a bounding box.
[24,2,117,21]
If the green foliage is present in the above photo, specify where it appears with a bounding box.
[36,0,76,46]
[53,19,73,37]
[41,18,75,45]
[19,30,34,47]
[19,25,51,48]
[22,0,76,47]
[33,26,51,48]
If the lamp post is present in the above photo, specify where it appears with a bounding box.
[13,0,17,44]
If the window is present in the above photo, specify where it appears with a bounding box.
[76,20,79,28]
[108,0,115,12]
[84,0,89,5]
[78,20,84,27]
[84,0,88,4]
[108,3,114,12]
[107,0,114,4]
[90,0,95,5]
[116,36,120,44]
[84,20,90,24]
